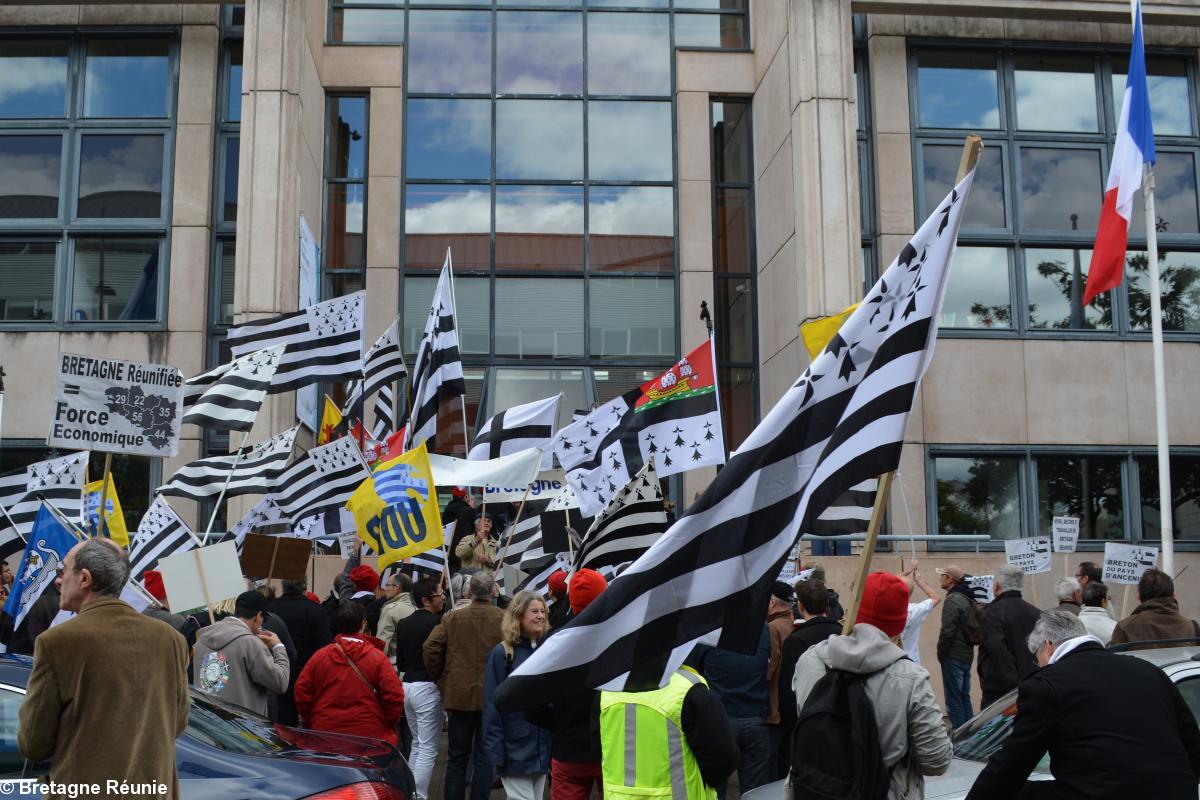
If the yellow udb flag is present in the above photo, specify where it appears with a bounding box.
[800,303,859,361]
[346,441,443,571]
[83,478,129,546]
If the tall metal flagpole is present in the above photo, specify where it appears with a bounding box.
[1143,164,1175,575]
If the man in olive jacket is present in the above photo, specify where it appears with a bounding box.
[20,539,190,799]
[424,572,504,800]
[935,565,976,729]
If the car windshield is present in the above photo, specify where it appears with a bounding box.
[951,695,1051,773]
[186,690,290,755]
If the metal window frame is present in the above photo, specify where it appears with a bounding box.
[322,93,370,297]
[0,30,179,331]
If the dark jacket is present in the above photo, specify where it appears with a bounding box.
[443,497,476,573]
[268,591,333,670]
[681,679,741,788]
[395,608,441,683]
[1052,600,1081,616]
[937,583,975,665]
[9,584,61,655]
[777,616,842,735]
[524,624,601,763]
[1110,596,1198,648]
[548,597,572,631]
[977,590,1040,705]
[423,600,504,711]
[700,625,771,720]
[483,637,553,776]
[966,642,1200,799]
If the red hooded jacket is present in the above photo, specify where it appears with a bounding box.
[294,634,405,743]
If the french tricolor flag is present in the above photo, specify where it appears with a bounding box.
[1085,0,1156,305]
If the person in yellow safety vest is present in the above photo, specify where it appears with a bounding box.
[599,660,739,800]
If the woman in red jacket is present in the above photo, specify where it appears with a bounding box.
[295,602,405,743]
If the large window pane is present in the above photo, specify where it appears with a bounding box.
[222,137,239,224]
[83,39,169,118]
[922,143,1005,228]
[587,13,670,96]
[588,101,672,181]
[1127,250,1200,332]
[1131,151,1198,235]
[408,11,491,94]
[496,278,583,358]
[940,247,1012,329]
[588,186,674,273]
[326,271,363,299]
[1035,455,1125,541]
[328,97,366,180]
[326,183,364,269]
[589,277,674,358]
[1013,53,1098,133]
[497,100,583,180]
[331,8,405,44]
[77,134,164,218]
[1138,455,1200,541]
[406,99,490,180]
[1020,147,1103,232]
[674,14,747,49]
[915,50,1001,129]
[215,240,235,326]
[490,368,588,430]
[714,188,751,273]
[497,12,582,95]
[0,136,61,218]
[1025,247,1111,330]
[496,185,583,271]
[715,277,753,362]
[71,238,160,322]
[933,455,1022,539]
[402,275,490,355]
[226,42,243,123]
[718,366,754,453]
[0,40,68,118]
[712,101,750,184]
[404,185,490,271]
[0,242,56,322]
[1113,56,1193,137]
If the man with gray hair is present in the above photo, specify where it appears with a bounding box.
[1050,577,1081,615]
[19,538,190,797]
[977,565,1041,707]
[424,570,503,800]
[966,610,1200,798]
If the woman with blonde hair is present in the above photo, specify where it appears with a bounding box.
[481,591,552,800]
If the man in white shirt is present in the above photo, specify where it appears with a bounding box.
[1077,581,1117,645]
[900,560,942,664]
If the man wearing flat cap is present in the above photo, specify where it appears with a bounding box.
[935,564,976,729]
[456,511,499,573]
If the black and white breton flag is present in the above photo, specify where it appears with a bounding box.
[181,344,285,432]
[0,452,87,559]
[492,168,977,712]
[574,458,667,573]
[499,513,544,566]
[468,395,560,467]
[806,479,877,536]
[158,426,299,501]
[129,496,196,582]
[363,320,407,401]
[226,292,364,393]
[516,551,572,597]
[372,384,396,440]
[295,507,356,539]
[405,258,467,454]
[272,436,371,523]
[230,496,288,546]
[404,523,452,578]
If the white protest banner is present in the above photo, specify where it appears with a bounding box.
[296,213,320,433]
[49,353,184,457]
[966,574,995,604]
[339,530,359,559]
[777,560,797,584]
[484,469,572,503]
[1052,516,1080,553]
[1004,536,1052,575]
[1102,542,1159,585]
[158,540,245,613]
[429,448,542,494]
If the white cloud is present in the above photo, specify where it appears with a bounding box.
[406,189,490,233]
[1014,71,1098,132]
[0,57,65,106]
[589,187,672,235]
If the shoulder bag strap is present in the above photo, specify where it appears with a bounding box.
[334,641,381,699]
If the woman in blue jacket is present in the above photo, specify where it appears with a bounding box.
[483,590,552,800]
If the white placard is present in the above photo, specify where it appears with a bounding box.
[966,574,995,604]
[338,530,359,559]
[483,469,572,503]
[48,353,184,457]
[158,540,246,614]
[296,213,320,433]
[1052,516,1080,553]
[428,448,543,494]
[1102,542,1159,585]
[1004,536,1052,575]
[777,559,797,584]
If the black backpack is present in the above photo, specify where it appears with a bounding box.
[789,667,893,800]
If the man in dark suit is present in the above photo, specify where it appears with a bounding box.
[978,564,1041,707]
[269,578,333,724]
[966,610,1200,799]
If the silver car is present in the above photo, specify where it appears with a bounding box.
[745,644,1200,800]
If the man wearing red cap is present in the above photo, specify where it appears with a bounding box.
[791,572,952,799]
[545,570,571,629]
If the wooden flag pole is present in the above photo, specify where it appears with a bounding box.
[1121,583,1132,618]
[96,452,113,540]
[496,482,535,571]
[841,470,894,635]
[0,502,27,547]
[266,536,282,588]
[193,548,216,625]
[81,455,90,530]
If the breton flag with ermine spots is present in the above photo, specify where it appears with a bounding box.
[272,436,371,524]
[226,292,364,393]
[493,166,977,712]
[157,426,299,501]
[404,256,467,456]
[573,457,668,573]
[181,344,285,432]
[129,496,196,582]
[0,452,87,561]
[555,337,724,518]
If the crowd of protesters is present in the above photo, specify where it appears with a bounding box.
[11,494,1200,800]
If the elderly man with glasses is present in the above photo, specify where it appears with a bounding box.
[395,575,449,800]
